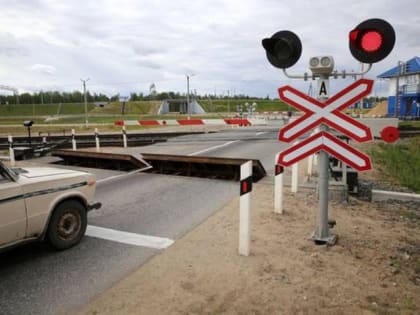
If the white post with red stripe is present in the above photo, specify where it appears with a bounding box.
[342,161,347,186]
[291,162,298,193]
[274,153,284,214]
[239,161,252,256]
[8,135,15,167]
[307,132,314,176]
[291,141,299,193]
[307,154,313,176]
[122,126,127,148]
[71,129,77,151]
[95,128,100,152]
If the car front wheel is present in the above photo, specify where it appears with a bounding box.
[47,200,87,250]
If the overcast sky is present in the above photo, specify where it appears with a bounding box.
[0,0,418,98]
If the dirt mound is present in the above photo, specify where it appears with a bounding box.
[365,100,388,117]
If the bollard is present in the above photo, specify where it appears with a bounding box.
[291,162,298,193]
[8,135,15,167]
[307,154,313,176]
[274,153,284,214]
[122,126,127,148]
[71,129,77,151]
[95,128,100,152]
[291,140,299,193]
[239,161,252,256]
[342,161,347,187]
[307,131,314,176]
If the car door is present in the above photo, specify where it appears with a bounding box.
[0,171,27,247]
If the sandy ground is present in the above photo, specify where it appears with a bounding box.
[74,163,420,314]
[365,101,388,118]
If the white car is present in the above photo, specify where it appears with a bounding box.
[0,161,101,252]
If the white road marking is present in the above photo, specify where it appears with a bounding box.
[96,166,152,184]
[86,225,174,249]
[188,140,239,156]
[256,132,267,136]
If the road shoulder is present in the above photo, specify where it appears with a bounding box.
[76,181,420,314]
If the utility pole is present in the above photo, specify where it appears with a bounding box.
[186,74,195,115]
[186,75,190,114]
[81,78,89,127]
[395,61,403,118]
[227,89,230,113]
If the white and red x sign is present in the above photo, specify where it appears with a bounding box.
[278,79,373,143]
[278,131,371,171]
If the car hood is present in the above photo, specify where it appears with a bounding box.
[12,167,88,179]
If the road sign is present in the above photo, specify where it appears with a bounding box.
[318,79,329,98]
[380,126,399,143]
[278,79,373,142]
[278,131,371,171]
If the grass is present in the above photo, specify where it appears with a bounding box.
[0,99,290,118]
[370,137,420,193]
[0,103,96,116]
[398,121,420,131]
[199,99,291,112]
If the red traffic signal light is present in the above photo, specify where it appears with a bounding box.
[349,18,395,64]
[262,30,302,69]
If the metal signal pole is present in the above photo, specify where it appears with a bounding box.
[312,74,336,244]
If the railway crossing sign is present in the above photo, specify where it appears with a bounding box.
[278,131,371,171]
[277,79,374,171]
[278,79,373,143]
[263,18,396,245]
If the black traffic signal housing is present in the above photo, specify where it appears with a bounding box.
[262,30,302,69]
[349,18,395,64]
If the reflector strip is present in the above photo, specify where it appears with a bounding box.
[275,165,284,176]
[240,176,253,195]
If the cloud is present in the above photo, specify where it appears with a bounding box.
[0,33,29,57]
[29,64,56,75]
[134,58,163,69]
[0,0,418,98]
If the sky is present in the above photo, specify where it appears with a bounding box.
[0,0,418,99]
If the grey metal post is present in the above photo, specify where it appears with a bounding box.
[311,75,336,244]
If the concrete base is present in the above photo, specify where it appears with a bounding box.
[315,181,348,203]
[309,231,337,246]
[372,189,420,203]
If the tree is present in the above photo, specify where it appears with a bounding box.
[19,93,32,104]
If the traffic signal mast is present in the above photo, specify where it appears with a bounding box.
[263,18,395,244]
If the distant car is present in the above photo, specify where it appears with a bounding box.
[0,161,101,252]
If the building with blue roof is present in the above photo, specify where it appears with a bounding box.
[377,56,420,118]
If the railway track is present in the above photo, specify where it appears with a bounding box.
[398,129,420,138]
[1,128,418,151]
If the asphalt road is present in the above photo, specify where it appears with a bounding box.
[0,126,288,315]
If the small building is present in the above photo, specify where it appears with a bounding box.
[158,99,206,114]
[377,56,420,118]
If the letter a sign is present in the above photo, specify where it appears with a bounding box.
[318,79,329,97]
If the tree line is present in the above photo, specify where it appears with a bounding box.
[0,90,262,105]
